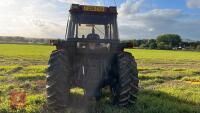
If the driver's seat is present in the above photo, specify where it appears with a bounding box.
[86,33,100,40]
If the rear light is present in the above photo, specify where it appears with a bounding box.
[71,4,80,10]
[70,4,81,13]
[109,7,117,13]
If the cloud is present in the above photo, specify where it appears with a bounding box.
[187,0,200,8]
[117,0,200,40]
[118,0,144,16]
[0,0,92,38]
[57,0,86,4]
[0,0,69,38]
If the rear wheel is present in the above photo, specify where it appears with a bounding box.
[46,50,71,110]
[111,52,139,106]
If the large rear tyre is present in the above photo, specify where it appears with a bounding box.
[46,50,71,110]
[111,52,139,106]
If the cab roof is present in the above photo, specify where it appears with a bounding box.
[69,4,117,14]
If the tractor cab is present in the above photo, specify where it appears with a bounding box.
[60,4,120,52]
[51,4,132,51]
[67,4,119,40]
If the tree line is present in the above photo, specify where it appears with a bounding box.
[128,34,200,50]
[0,36,50,44]
[0,35,200,50]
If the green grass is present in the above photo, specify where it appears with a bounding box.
[182,76,200,82]
[0,44,54,65]
[0,44,54,58]
[127,49,200,61]
[0,44,200,113]
[13,73,45,80]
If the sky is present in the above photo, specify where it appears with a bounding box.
[0,0,200,40]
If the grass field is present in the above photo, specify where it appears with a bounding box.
[0,44,200,113]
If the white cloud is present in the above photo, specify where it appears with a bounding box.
[0,0,15,7]
[96,0,103,6]
[187,0,200,8]
[118,0,200,40]
[0,0,69,38]
[57,0,86,4]
[118,0,144,16]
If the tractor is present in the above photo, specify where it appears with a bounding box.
[46,4,139,110]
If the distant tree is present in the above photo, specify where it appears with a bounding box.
[156,34,182,48]
[157,42,172,50]
[149,42,157,49]
[0,36,50,44]
[132,39,140,47]
[139,43,149,48]
[182,41,200,50]
[157,42,165,50]
[148,39,157,49]
[148,39,156,44]
[196,45,200,50]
